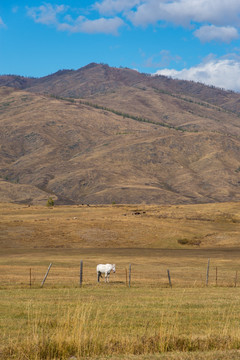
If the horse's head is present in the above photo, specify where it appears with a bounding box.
[112,264,116,273]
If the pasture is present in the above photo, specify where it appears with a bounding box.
[1,202,240,359]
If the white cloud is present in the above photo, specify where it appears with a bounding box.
[194,25,239,43]
[94,0,142,16]
[80,17,124,34]
[58,16,124,34]
[93,0,240,42]
[0,16,6,28]
[155,57,240,92]
[26,4,68,26]
[27,3,124,35]
[128,0,240,28]
[26,1,240,40]
[144,50,182,68]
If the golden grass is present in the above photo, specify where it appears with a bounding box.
[1,202,240,249]
[1,286,240,359]
[1,202,240,359]
[1,202,240,288]
[1,246,240,289]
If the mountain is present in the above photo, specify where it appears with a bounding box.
[2,62,240,112]
[0,63,240,205]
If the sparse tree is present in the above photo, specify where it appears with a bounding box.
[46,197,54,207]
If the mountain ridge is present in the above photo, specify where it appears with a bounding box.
[1,62,240,113]
[0,63,240,205]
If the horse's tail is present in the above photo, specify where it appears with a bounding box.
[97,271,102,283]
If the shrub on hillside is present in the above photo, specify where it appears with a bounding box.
[46,197,54,207]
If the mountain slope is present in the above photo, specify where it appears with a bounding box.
[0,77,240,205]
[2,62,240,114]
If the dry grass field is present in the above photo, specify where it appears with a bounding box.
[1,201,240,359]
[1,286,240,360]
[1,201,240,249]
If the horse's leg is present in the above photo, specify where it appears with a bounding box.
[105,272,107,283]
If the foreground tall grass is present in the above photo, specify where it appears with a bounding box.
[1,286,240,359]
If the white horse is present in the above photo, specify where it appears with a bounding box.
[96,264,116,283]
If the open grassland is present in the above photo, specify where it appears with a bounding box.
[2,246,240,289]
[1,202,240,249]
[1,286,240,359]
[1,202,240,359]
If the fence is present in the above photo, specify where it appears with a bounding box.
[1,258,240,289]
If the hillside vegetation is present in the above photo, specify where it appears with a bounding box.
[0,64,240,204]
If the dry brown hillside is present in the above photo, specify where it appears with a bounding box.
[2,62,240,113]
[0,64,240,205]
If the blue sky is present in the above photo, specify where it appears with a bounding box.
[1,0,240,91]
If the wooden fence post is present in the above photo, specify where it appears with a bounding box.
[41,263,52,288]
[129,264,131,288]
[206,259,210,286]
[235,270,238,288]
[80,260,83,287]
[167,269,172,288]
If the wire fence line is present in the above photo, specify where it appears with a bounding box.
[1,259,240,289]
